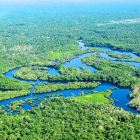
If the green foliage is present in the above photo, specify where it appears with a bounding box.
[74,90,113,104]
[0,90,30,101]
[83,23,140,56]
[82,54,139,88]
[45,48,82,60]
[0,5,139,139]
[59,66,82,75]
[127,58,140,63]
[128,85,140,112]
[14,66,48,81]
[0,75,32,91]
[108,52,132,59]
[33,81,101,94]
[38,53,139,89]
[0,97,140,139]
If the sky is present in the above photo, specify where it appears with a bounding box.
[0,0,140,7]
[0,0,140,4]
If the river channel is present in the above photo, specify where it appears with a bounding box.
[1,41,140,114]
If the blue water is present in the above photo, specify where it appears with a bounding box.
[109,88,136,113]
[1,41,140,114]
[112,60,140,69]
[99,52,116,60]
[0,83,111,107]
[48,68,60,75]
[4,68,47,84]
[90,48,140,69]
[78,41,87,50]
[98,49,140,69]
[40,67,60,74]
[63,53,97,72]
[78,40,140,69]
[97,46,139,60]
[0,82,137,113]
[97,53,140,69]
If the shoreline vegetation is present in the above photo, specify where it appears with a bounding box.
[0,5,140,139]
[1,47,140,112]
[127,58,140,63]
[33,82,101,94]
[128,85,140,112]
[73,90,113,104]
[0,90,30,101]
[84,40,140,57]
[0,93,139,139]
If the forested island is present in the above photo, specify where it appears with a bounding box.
[0,1,140,139]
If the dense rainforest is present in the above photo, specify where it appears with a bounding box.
[0,3,140,139]
[0,94,140,139]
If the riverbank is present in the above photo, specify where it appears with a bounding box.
[128,85,140,112]
[0,41,140,114]
[0,94,140,139]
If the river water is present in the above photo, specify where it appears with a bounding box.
[1,41,140,114]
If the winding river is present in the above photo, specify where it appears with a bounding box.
[1,41,140,114]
